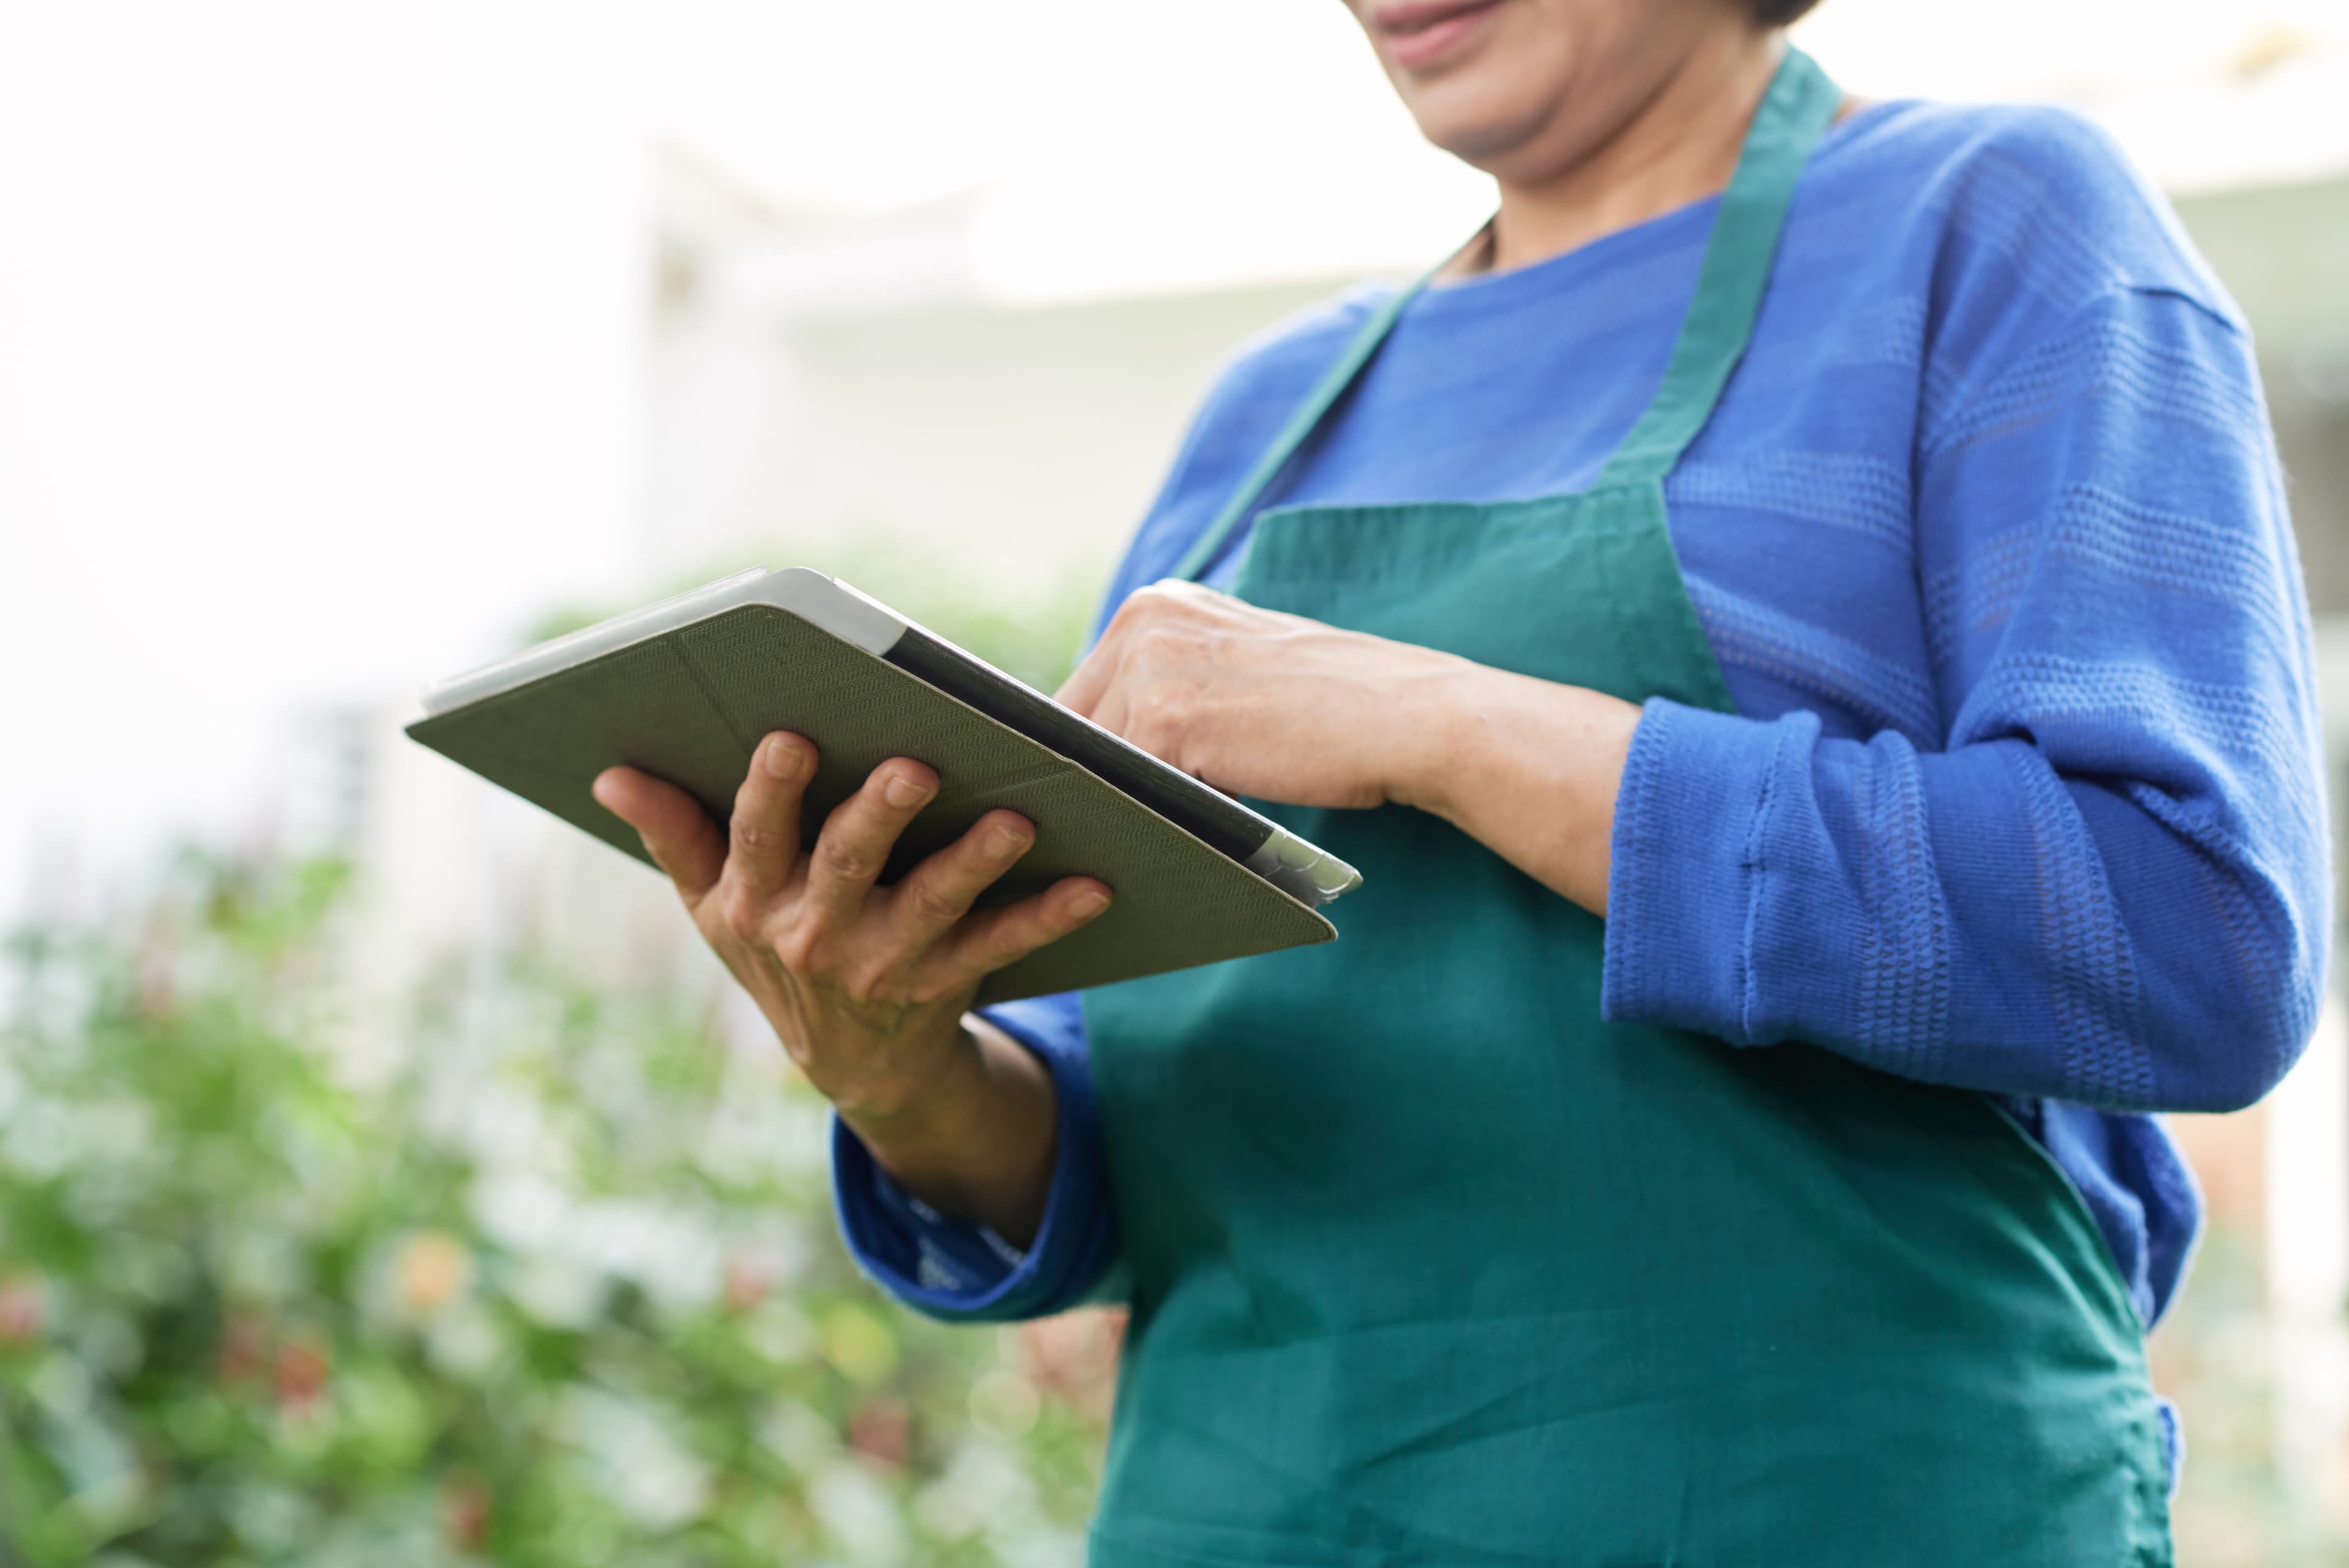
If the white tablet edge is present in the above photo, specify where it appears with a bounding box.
[418,567,905,716]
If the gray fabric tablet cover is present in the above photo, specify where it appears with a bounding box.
[406,603,1335,1003]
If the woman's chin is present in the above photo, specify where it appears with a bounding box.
[1407,89,1568,175]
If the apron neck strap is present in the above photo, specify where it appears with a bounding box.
[1595,46,1840,487]
[1175,45,1841,585]
[1171,275,1430,583]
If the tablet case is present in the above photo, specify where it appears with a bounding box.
[406,603,1337,1003]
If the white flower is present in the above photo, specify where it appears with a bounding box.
[809,1460,908,1567]
[551,1387,711,1532]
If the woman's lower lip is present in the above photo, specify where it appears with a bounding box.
[1383,1,1502,72]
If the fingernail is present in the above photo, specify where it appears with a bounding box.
[1070,888,1110,918]
[763,736,804,778]
[990,824,1030,856]
[884,772,930,808]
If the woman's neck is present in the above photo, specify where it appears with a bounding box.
[1466,27,1785,278]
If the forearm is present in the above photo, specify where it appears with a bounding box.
[1602,704,2323,1111]
[838,1015,1058,1247]
[1393,660,1643,916]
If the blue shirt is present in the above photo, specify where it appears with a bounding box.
[833,102,2326,1384]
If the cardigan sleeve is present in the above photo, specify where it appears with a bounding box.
[831,992,1122,1320]
[1601,283,2328,1113]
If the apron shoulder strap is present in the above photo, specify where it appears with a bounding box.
[1595,48,1842,487]
[1176,45,1842,584]
[1173,278,1427,584]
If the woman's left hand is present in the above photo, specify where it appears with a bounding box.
[1056,579,1644,915]
[1055,580,1466,811]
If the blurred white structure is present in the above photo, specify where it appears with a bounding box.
[2267,998,2349,1528]
[639,147,1348,604]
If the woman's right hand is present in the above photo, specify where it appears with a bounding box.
[591,731,1111,1241]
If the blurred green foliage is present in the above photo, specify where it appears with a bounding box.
[0,853,1110,1567]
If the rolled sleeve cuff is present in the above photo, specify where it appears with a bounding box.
[831,1001,1117,1322]
[1601,697,1802,1044]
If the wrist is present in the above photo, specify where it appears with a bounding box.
[1386,655,1486,817]
[825,1014,982,1140]
[1389,663,1645,916]
[837,1016,1059,1246]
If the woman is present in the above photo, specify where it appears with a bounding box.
[594,0,2327,1560]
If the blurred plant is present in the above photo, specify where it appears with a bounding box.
[0,852,1107,1567]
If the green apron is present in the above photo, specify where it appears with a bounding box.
[1080,50,2172,1568]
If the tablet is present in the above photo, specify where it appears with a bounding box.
[408,568,1362,1003]
[422,567,1360,907]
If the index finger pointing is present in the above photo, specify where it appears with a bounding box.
[1055,637,1118,719]
[1056,579,1180,716]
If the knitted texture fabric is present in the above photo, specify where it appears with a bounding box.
[833,100,2326,1340]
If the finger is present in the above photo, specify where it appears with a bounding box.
[1055,637,1116,718]
[1056,584,1163,716]
[726,732,814,899]
[888,808,1036,942]
[1088,680,1136,748]
[592,767,725,903]
[803,757,939,924]
[930,875,1112,986]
